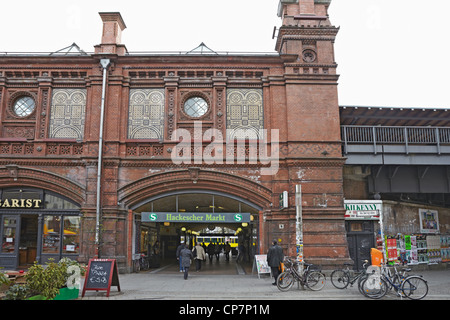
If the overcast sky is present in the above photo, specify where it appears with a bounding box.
[1,0,449,108]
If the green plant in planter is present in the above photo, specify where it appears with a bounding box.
[26,259,66,300]
[5,284,29,300]
[0,268,10,286]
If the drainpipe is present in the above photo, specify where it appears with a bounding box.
[95,58,110,257]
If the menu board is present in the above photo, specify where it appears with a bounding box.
[81,259,120,297]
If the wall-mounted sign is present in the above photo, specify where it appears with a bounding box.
[279,191,288,209]
[0,199,42,209]
[344,200,382,220]
[141,212,251,223]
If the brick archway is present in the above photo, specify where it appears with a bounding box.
[0,165,85,205]
[118,168,272,210]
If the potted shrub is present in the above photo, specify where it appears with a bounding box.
[25,258,84,300]
[54,258,84,300]
[4,284,29,300]
[0,269,11,299]
[26,259,66,300]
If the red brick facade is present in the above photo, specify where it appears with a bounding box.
[0,1,352,270]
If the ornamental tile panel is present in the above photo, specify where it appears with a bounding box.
[49,89,87,139]
[128,89,165,140]
[226,89,263,140]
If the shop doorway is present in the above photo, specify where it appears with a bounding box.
[18,215,38,268]
[346,220,375,271]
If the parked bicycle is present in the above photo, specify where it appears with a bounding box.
[360,263,428,300]
[139,253,150,271]
[330,260,369,292]
[132,253,150,272]
[276,257,326,292]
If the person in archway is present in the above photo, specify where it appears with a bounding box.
[224,241,231,261]
[207,242,215,263]
[237,243,246,262]
[180,243,194,280]
[214,242,221,261]
[192,242,206,272]
[267,239,284,285]
[176,241,186,272]
[152,240,161,268]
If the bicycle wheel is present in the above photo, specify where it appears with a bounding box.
[401,276,428,300]
[330,270,350,289]
[356,273,368,294]
[306,271,326,291]
[360,276,388,299]
[133,260,140,272]
[277,271,295,292]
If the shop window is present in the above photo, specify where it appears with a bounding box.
[1,217,17,253]
[42,215,80,255]
[63,216,80,254]
[44,193,80,210]
[42,216,61,254]
[2,189,40,202]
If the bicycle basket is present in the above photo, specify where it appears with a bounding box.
[283,258,294,269]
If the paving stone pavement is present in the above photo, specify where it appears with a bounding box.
[79,257,450,301]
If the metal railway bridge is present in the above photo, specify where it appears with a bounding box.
[340,105,450,207]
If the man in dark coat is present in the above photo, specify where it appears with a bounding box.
[267,239,284,285]
[180,244,194,280]
[176,241,186,272]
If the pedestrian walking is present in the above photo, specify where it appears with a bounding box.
[176,241,186,272]
[192,242,206,271]
[224,241,231,261]
[236,243,246,262]
[207,243,214,263]
[180,244,194,280]
[267,239,284,285]
[214,242,221,261]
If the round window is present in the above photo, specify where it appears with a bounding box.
[13,96,36,117]
[183,96,208,118]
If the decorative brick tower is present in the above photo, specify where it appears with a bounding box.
[271,0,351,267]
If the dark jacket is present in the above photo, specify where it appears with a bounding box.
[267,244,284,268]
[176,243,185,258]
[180,247,194,268]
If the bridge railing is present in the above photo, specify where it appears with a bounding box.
[341,126,450,155]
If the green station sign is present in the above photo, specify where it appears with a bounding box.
[141,212,251,223]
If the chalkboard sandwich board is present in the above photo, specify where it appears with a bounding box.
[82,259,121,297]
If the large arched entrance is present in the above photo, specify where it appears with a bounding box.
[118,169,271,274]
[133,191,260,266]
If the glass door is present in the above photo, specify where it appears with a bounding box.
[18,215,38,267]
[0,215,19,269]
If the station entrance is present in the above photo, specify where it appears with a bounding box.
[132,191,261,274]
